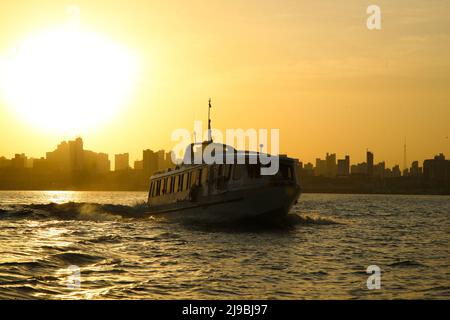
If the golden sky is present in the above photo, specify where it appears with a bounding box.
[0,0,449,167]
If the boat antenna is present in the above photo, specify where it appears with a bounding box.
[208,98,212,142]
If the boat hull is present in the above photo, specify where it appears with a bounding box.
[147,183,301,222]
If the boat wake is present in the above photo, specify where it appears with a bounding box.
[0,202,150,221]
[0,202,341,230]
[177,211,341,232]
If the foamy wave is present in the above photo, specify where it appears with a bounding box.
[0,202,150,221]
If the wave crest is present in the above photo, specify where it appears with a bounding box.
[0,202,149,221]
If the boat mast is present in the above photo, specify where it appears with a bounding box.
[208,98,212,142]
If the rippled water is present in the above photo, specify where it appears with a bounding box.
[0,191,448,299]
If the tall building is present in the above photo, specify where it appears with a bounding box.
[367,151,374,176]
[84,150,110,174]
[69,137,84,172]
[314,153,337,177]
[46,140,71,172]
[410,161,422,177]
[143,149,158,177]
[325,153,337,177]
[337,155,350,176]
[315,158,327,177]
[392,165,401,177]
[46,138,110,175]
[373,162,385,178]
[156,150,168,171]
[351,162,367,175]
[423,153,449,181]
[115,153,130,171]
[11,154,27,169]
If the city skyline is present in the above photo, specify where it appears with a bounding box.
[1,131,448,169]
[1,136,448,194]
[0,136,447,175]
[0,1,449,167]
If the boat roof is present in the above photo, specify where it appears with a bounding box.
[150,143,298,179]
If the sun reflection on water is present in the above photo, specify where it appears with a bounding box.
[41,191,77,204]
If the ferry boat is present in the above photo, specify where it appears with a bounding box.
[147,100,301,221]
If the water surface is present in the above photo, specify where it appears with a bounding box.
[0,191,448,299]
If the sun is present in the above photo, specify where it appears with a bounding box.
[0,27,138,134]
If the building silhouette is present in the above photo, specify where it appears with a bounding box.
[367,151,374,176]
[373,161,385,178]
[0,140,448,193]
[423,153,449,181]
[115,153,130,171]
[326,153,337,177]
[46,137,110,175]
[410,161,422,177]
[337,155,350,176]
[143,149,158,178]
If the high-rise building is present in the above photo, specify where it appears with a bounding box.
[325,153,337,177]
[367,151,374,176]
[423,153,449,181]
[115,153,130,171]
[315,158,327,177]
[314,153,337,177]
[69,137,84,172]
[46,138,110,175]
[84,150,110,174]
[392,165,401,177]
[351,162,367,175]
[373,162,385,178]
[46,140,71,172]
[410,161,422,177]
[143,149,158,177]
[337,155,350,176]
[11,154,27,169]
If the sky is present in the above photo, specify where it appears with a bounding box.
[0,0,449,168]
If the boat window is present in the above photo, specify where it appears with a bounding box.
[178,175,183,192]
[149,181,154,197]
[162,178,167,195]
[156,180,161,196]
[169,176,174,193]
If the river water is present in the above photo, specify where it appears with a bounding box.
[0,191,448,299]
